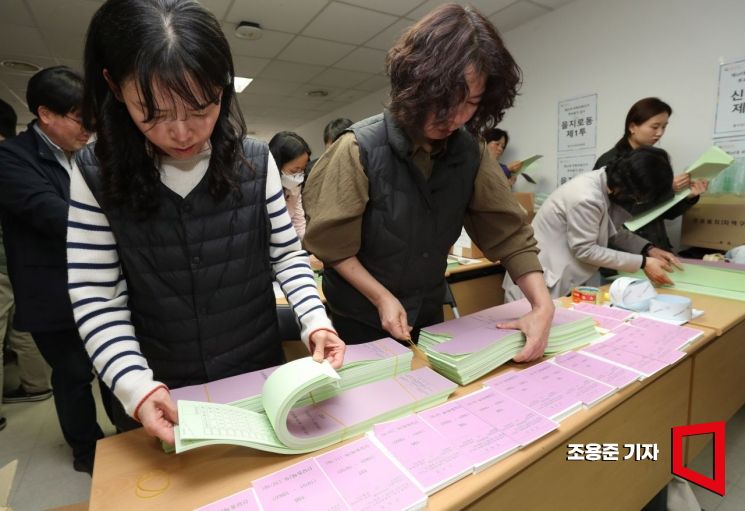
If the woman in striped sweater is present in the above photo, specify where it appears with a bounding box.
[68,0,345,444]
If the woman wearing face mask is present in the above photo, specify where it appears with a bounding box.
[594,97,708,251]
[269,131,311,239]
[503,146,681,301]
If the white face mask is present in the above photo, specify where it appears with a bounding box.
[281,171,305,191]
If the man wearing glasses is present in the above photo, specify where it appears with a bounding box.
[0,66,108,475]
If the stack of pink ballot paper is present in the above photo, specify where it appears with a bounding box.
[171,337,413,412]
[418,299,601,384]
[195,386,562,510]
[577,316,702,378]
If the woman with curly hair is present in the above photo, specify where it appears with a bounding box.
[66,0,345,444]
[303,3,554,359]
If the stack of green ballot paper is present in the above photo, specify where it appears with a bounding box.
[174,358,457,454]
[170,337,413,412]
[419,299,600,385]
[625,146,734,232]
[621,259,745,302]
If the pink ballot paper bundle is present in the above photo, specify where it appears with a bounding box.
[170,337,413,412]
[174,358,457,454]
[418,299,600,384]
[250,437,427,511]
[483,360,617,421]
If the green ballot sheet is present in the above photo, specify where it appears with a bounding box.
[624,146,734,232]
[517,154,543,172]
[173,358,457,454]
[621,262,745,302]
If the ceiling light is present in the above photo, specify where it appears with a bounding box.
[1,60,42,73]
[234,76,253,93]
[306,89,329,98]
[235,21,263,40]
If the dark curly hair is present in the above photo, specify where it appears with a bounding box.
[386,3,521,138]
[82,0,245,218]
[606,146,673,206]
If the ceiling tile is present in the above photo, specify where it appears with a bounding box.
[363,19,412,50]
[277,36,355,66]
[531,0,575,9]
[25,0,99,33]
[327,88,368,103]
[0,25,50,57]
[232,56,272,78]
[257,60,326,83]
[308,68,373,88]
[302,3,398,45]
[333,47,387,73]
[338,0,428,16]
[55,58,84,72]
[225,0,329,33]
[0,53,58,70]
[242,78,301,96]
[199,0,233,20]
[42,29,86,61]
[489,1,550,32]
[224,25,295,59]
[353,74,390,92]
[0,71,35,90]
[4,0,35,27]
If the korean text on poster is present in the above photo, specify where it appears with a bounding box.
[714,57,745,136]
[557,153,596,187]
[558,94,597,152]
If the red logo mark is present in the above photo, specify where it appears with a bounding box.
[671,421,726,496]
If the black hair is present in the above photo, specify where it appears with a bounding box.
[482,127,508,145]
[386,3,521,137]
[323,118,353,145]
[606,146,673,206]
[615,97,672,150]
[26,66,84,117]
[269,131,311,170]
[0,98,17,138]
[82,0,244,218]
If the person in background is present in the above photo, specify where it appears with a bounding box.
[269,131,311,239]
[0,99,52,436]
[483,127,521,186]
[70,0,344,446]
[594,97,708,251]
[504,146,681,301]
[304,3,554,361]
[305,117,353,178]
[0,68,103,474]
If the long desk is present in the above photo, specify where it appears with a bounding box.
[88,288,745,510]
[653,289,745,463]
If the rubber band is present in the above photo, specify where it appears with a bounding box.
[135,469,171,499]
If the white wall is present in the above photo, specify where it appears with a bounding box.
[502,0,744,189]
[499,0,745,247]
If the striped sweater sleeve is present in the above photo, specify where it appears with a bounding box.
[265,153,335,343]
[67,164,160,418]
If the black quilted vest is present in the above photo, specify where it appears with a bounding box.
[323,111,480,328]
[76,139,282,388]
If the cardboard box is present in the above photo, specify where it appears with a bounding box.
[681,194,745,250]
[513,192,535,223]
[450,228,484,259]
